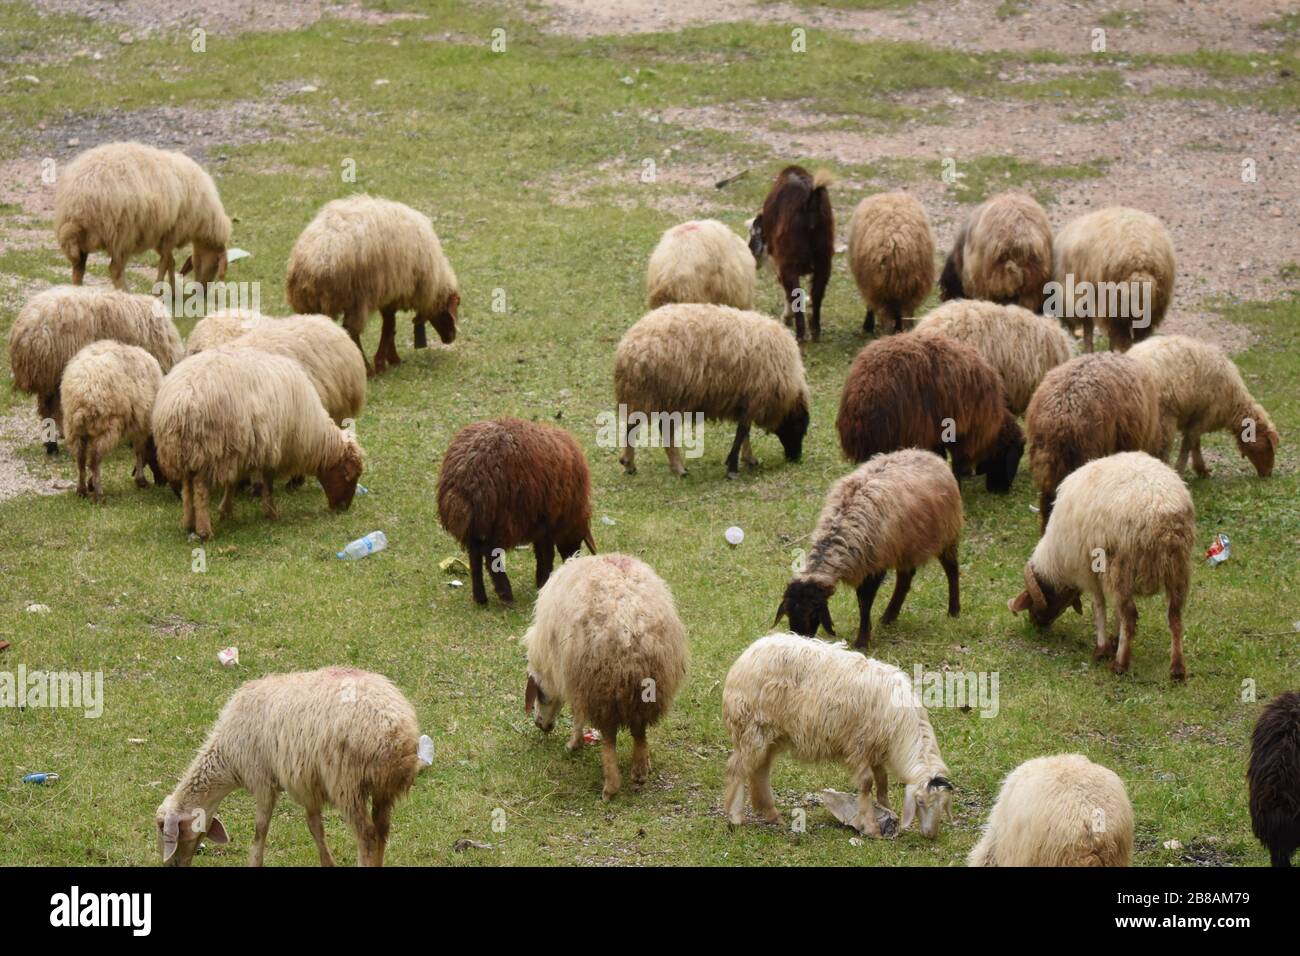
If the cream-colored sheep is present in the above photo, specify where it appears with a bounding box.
[54,142,231,291]
[156,667,421,867]
[613,303,810,477]
[524,553,688,800]
[968,754,1134,867]
[1009,451,1194,681]
[61,341,165,503]
[913,299,1075,414]
[285,195,460,375]
[1052,207,1175,352]
[723,633,953,838]
[7,285,184,451]
[184,308,265,357]
[939,191,1053,312]
[646,219,756,310]
[846,191,935,334]
[150,346,363,540]
[1128,334,1280,477]
[231,314,366,427]
[777,449,963,649]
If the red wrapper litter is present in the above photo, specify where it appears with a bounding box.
[1205,533,1230,565]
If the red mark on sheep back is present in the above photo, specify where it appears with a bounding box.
[603,554,637,574]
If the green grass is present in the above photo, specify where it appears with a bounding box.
[1,0,1297,867]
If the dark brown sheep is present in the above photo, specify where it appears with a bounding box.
[1248,691,1300,867]
[437,418,597,605]
[748,166,834,342]
[836,334,1024,493]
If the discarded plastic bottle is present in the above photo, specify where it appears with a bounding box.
[22,772,59,785]
[337,531,387,560]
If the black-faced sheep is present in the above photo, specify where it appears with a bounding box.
[7,285,184,453]
[968,754,1134,866]
[437,417,597,605]
[939,191,1053,312]
[776,449,963,649]
[913,299,1075,415]
[1248,691,1300,867]
[1025,351,1163,529]
[846,191,935,334]
[524,553,688,800]
[156,667,421,867]
[723,633,954,838]
[285,195,460,376]
[1051,206,1175,352]
[646,219,755,310]
[151,346,364,540]
[1128,334,1280,478]
[613,303,810,478]
[748,166,834,342]
[54,142,231,292]
[836,333,1024,492]
[61,341,165,503]
[1008,451,1194,681]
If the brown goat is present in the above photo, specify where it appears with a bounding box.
[748,166,834,342]
[837,334,1024,493]
[437,418,597,605]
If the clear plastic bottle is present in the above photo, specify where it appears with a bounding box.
[337,531,388,560]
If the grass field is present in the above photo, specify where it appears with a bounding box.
[0,0,1296,866]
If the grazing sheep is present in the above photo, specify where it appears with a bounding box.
[61,341,165,503]
[437,417,596,605]
[285,195,460,375]
[54,141,231,292]
[968,754,1134,867]
[723,633,954,838]
[7,285,184,452]
[230,314,367,427]
[524,553,688,800]
[1008,451,1194,681]
[846,191,935,334]
[1128,334,1280,478]
[1051,206,1175,352]
[1248,691,1300,867]
[836,333,1024,492]
[776,450,963,649]
[646,219,756,310]
[1025,352,1162,528]
[156,667,421,867]
[939,191,1052,312]
[184,308,266,357]
[748,166,835,341]
[613,303,810,478]
[913,299,1075,414]
[151,346,364,540]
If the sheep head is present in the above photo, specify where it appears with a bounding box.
[977,413,1024,493]
[774,398,810,463]
[747,215,767,267]
[1008,563,1081,626]
[902,775,954,839]
[524,671,562,733]
[181,242,228,293]
[319,434,364,511]
[775,577,836,638]
[1237,415,1279,477]
[155,797,228,867]
[431,290,459,345]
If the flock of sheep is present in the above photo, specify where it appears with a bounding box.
[6,143,1297,867]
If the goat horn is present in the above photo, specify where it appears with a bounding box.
[1023,563,1046,611]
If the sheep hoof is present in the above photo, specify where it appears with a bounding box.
[44,442,59,456]
[745,459,761,471]
[76,486,88,499]
[1170,662,1187,682]
[1109,659,1129,676]
[601,784,619,801]
[725,470,738,480]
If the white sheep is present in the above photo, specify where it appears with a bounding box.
[524,553,688,800]
[156,667,422,867]
[968,754,1134,866]
[646,219,756,310]
[184,308,265,357]
[846,191,935,334]
[723,633,953,837]
[1008,451,1195,681]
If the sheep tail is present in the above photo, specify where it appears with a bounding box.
[811,169,835,192]
[583,529,598,555]
[57,221,83,264]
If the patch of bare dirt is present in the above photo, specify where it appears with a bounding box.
[28,0,427,36]
[514,0,1293,55]
[0,410,76,503]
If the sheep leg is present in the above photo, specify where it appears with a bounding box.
[620,419,638,475]
[854,573,886,648]
[346,809,379,868]
[260,472,278,520]
[71,250,87,285]
[747,747,781,825]
[181,475,195,532]
[88,440,106,504]
[890,306,904,335]
[155,247,175,291]
[863,308,875,334]
[600,729,621,801]
[724,750,750,825]
[1082,317,1094,353]
[741,435,759,469]
[1191,436,1209,477]
[1167,591,1186,682]
[108,256,126,290]
[193,476,213,540]
[940,547,961,616]
[873,765,890,810]
[1038,489,1054,533]
[413,316,429,349]
[724,420,750,478]
[305,809,335,867]
[1175,432,1192,474]
[662,418,687,477]
[880,569,915,626]
[1091,595,1113,661]
[132,443,150,489]
[371,798,393,868]
[810,268,829,342]
[854,771,883,837]
[374,307,401,374]
[345,306,375,377]
[630,725,651,787]
[248,791,278,867]
[75,440,88,498]
[781,274,806,341]
[218,484,235,522]
[487,544,514,603]
[467,541,488,605]
[533,536,555,590]
[1111,597,1137,675]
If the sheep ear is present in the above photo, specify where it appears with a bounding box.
[205,817,229,845]
[773,600,787,626]
[448,290,460,320]
[180,255,194,276]
[1071,596,1083,615]
[930,776,954,791]
[818,604,836,637]
[524,674,539,715]
[901,785,917,830]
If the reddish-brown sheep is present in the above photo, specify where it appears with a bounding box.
[748,165,834,342]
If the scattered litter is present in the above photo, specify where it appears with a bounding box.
[724,526,744,547]
[582,729,602,745]
[714,169,750,189]
[0,641,10,653]
[373,78,390,86]
[355,484,369,496]
[600,516,616,526]
[439,556,469,574]
[127,738,146,745]
[1028,504,1040,513]
[225,248,251,263]
[449,579,463,588]
[337,530,387,560]
[1205,533,1230,566]
[298,84,318,93]
[1163,838,1183,851]
[849,837,863,847]
[26,603,50,614]
[821,789,899,837]
[619,76,634,85]
[417,734,435,766]
[217,646,239,668]
[452,839,493,852]
[22,772,59,785]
